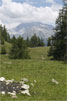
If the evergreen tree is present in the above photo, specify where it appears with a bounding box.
[30,34,45,47]
[26,37,30,47]
[0,25,3,44]
[37,37,41,46]
[9,36,30,59]
[1,46,7,54]
[40,38,45,46]
[47,37,52,46]
[1,37,4,45]
[2,26,8,41]
[48,3,67,61]
[0,25,2,38]
[30,34,38,47]
[10,35,16,44]
[0,25,11,43]
[7,33,10,42]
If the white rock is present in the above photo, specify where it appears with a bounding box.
[0,77,5,81]
[21,90,31,96]
[8,92,12,95]
[13,91,16,94]
[8,91,16,96]
[11,93,16,96]
[21,78,28,82]
[34,80,37,83]
[52,78,59,84]
[21,84,29,90]
[20,81,24,85]
[1,91,5,95]
[8,92,12,94]
[6,79,14,85]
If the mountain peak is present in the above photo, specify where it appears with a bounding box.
[8,22,54,45]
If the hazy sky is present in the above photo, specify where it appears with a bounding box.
[0,0,63,29]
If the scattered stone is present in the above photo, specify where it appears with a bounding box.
[34,80,37,83]
[0,77,5,81]
[8,91,16,96]
[1,91,5,95]
[52,78,59,84]
[6,79,14,85]
[21,78,28,82]
[21,84,29,90]
[30,83,34,87]
[21,89,31,96]
[0,77,31,97]
[20,81,24,85]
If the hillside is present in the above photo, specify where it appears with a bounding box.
[0,47,67,101]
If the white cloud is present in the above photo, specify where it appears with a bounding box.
[0,0,62,29]
[0,20,3,25]
[2,0,11,4]
[45,0,54,3]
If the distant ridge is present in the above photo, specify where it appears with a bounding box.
[8,22,54,45]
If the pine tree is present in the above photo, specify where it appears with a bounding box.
[1,37,4,45]
[0,25,3,44]
[9,36,30,59]
[48,3,67,61]
[26,37,30,47]
[1,46,7,54]
[47,37,52,46]
[37,37,41,46]
[2,26,8,41]
[30,34,38,47]
[11,35,16,44]
[7,33,10,42]
[30,34,45,47]
[40,38,45,46]
[0,25,11,43]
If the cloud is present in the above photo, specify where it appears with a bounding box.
[24,0,54,5]
[45,0,54,3]
[2,0,11,4]
[0,0,62,29]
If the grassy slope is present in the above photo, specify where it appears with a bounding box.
[0,46,67,101]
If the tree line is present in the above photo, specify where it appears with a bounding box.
[9,34,45,59]
[0,25,45,59]
[0,25,10,44]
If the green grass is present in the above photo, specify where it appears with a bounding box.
[0,46,67,101]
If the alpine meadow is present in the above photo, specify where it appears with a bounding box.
[0,0,67,101]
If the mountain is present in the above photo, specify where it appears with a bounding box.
[8,22,54,45]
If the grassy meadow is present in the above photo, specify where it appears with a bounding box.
[0,44,67,101]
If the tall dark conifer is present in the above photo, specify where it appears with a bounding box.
[48,3,67,61]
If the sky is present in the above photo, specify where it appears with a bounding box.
[0,0,63,29]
